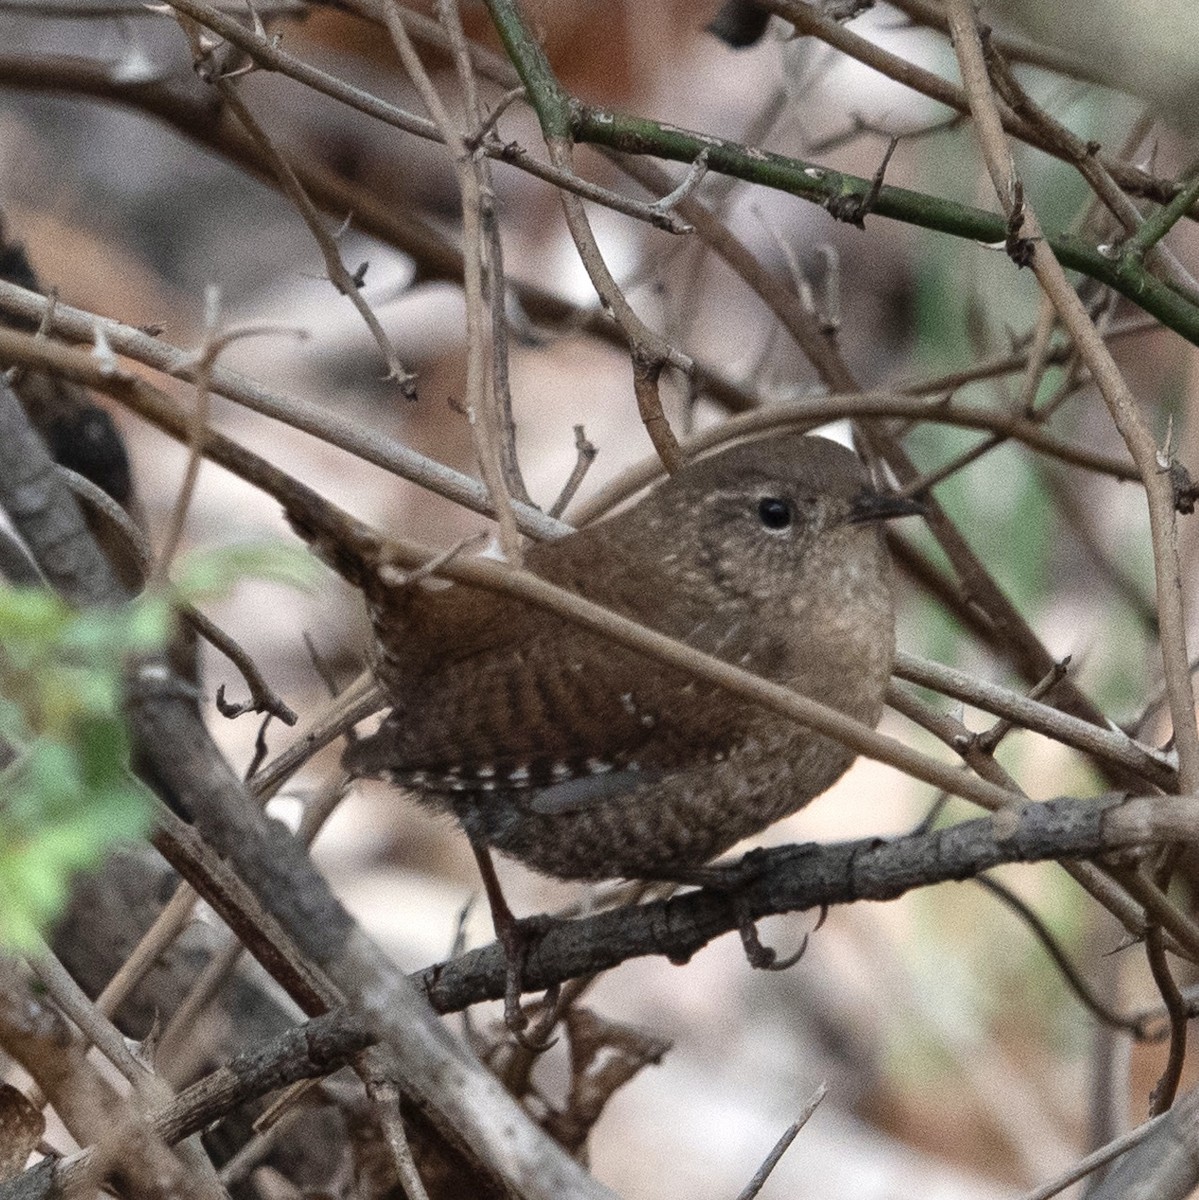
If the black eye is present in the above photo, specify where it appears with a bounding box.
[757,497,792,530]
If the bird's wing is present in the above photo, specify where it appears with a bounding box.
[349,549,760,792]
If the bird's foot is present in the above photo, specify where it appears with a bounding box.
[734,896,809,971]
[495,912,561,1051]
[643,851,824,972]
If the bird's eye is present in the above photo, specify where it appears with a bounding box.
[757,497,792,530]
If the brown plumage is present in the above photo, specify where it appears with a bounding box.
[345,433,917,880]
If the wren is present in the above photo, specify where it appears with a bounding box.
[345,433,919,881]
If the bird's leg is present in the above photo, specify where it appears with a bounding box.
[470,841,560,1050]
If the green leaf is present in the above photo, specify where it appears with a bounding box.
[0,775,150,949]
[0,834,68,949]
[122,596,174,650]
[171,542,317,602]
[0,695,31,747]
[0,588,68,641]
[22,742,82,813]
[0,585,162,948]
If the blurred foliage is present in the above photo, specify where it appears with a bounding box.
[0,586,166,948]
[171,540,318,602]
[0,542,315,948]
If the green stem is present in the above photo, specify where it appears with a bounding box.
[483,0,1199,350]
[483,0,572,138]
[577,107,1199,348]
[1124,166,1199,260]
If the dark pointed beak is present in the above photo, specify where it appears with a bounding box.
[846,490,926,525]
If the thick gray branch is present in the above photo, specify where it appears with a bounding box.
[421,794,1186,1012]
[0,376,124,605]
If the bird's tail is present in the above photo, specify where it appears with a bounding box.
[278,477,389,592]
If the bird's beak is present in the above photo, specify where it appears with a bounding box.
[845,490,926,525]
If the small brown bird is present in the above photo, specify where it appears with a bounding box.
[347,433,918,881]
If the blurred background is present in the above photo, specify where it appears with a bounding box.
[5,1,1199,1195]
